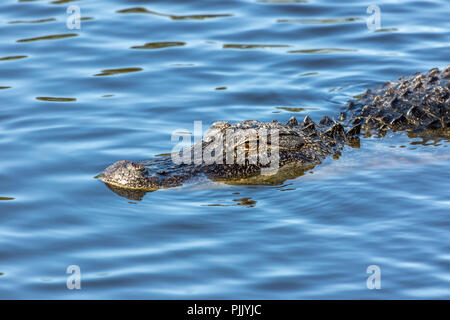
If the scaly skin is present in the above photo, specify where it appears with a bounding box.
[99,66,450,197]
[346,66,450,136]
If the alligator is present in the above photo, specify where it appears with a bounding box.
[99,66,450,200]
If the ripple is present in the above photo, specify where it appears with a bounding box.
[8,18,56,24]
[233,197,257,207]
[277,17,362,24]
[258,0,307,3]
[288,48,356,54]
[276,106,319,112]
[0,55,27,61]
[375,28,400,33]
[201,203,231,207]
[298,72,319,77]
[17,33,78,43]
[36,97,77,102]
[117,7,232,20]
[223,44,289,49]
[170,14,232,21]
[328,85,349,92]
[130,42,185,50]
[169,63,195,67]
[94,67,143,77]
[202,197,257,207]
[51,0,82,4]
[154,153,172,157]
[116,7,156,14]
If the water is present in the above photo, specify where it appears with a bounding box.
[0,0,449,299]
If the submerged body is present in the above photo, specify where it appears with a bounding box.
[100,66,450,195]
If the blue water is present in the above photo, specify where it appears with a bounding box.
[0,0,449,299]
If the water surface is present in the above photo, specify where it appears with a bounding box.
[0,0,449,299]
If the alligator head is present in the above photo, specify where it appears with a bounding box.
[101,158,196,191]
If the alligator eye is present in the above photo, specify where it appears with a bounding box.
[127,162,146,171]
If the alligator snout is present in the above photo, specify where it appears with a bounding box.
[101,159,194,190]
[101,160,152,189]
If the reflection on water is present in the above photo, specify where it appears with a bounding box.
[117,7,232,20]
[408,136,450,147]
[375,28,400,33]
[104,183,150,202]
[0,197,15,201]
[170,63,195,67]
[278,17,362,24]
[94,67,143,77]
[17,33,78,43]
[101,162,317,201]
[8,18,56,24]
[258,0,308,3]
[223,44,290,49]
[211,164,317,187]
[298,72,319,77]
[51,0,82,4]
[276,106,319,112]
[233,197,257,207]
[288,48,357,54]
[202,197,257,207]
[0,55,27,61]
[36,97,77,102]
[328,85,349,92]
[131,42,186,50]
